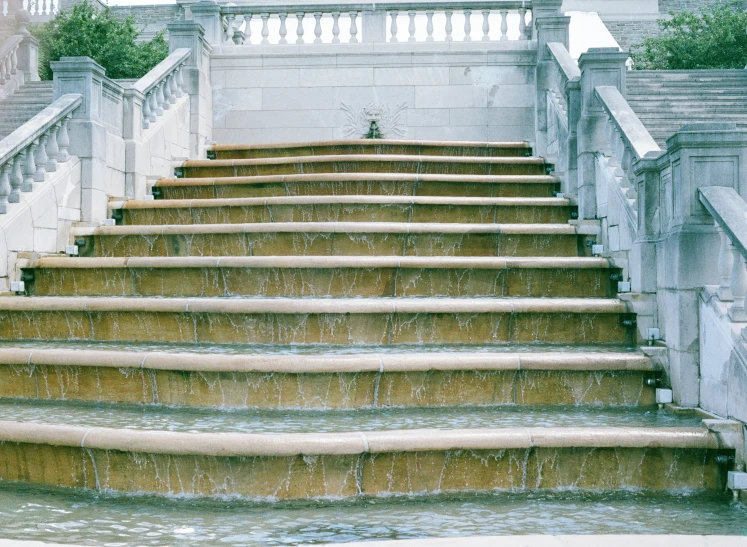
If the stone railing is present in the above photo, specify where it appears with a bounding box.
[545,41,579,194]
[594,85,661,218]
[0,35,21,85]
[213,0,534,45]
[0,93,81,214]
[129,48,190,130]
[1,0,57,20]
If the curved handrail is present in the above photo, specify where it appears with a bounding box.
[595,86,660,160]
[132,48,191,96]
[130,48,190,130]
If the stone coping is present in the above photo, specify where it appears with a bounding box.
[0,422,720,456]
[111,195,571,210]
[70,222,580,236]
[23,256,613,270]
[0,296,631,314]
[156,173,558,186]
[0,348,652,372]
[210,139,531,152]
[183,154,547,168]
[320,537,747,547]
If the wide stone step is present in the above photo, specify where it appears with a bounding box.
[70,223,592,258]
[0,419,728,498]
[208,139,533,160]
[155,173,559,200]
[22,256,619,298]
[176,154,550,178]
[113,196,575,225]
[0,347,654,408]
[0,296,636,345]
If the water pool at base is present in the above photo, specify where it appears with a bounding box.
[0,484,744,546]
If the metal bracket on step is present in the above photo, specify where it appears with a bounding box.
[174,167,184,178]
[151,187,163,199]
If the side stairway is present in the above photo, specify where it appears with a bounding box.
[0,80,53,140]
[627,70,747,147]
[0,139,735,498]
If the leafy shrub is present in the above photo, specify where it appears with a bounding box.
[32,0,168,80]
[631,3,747,69]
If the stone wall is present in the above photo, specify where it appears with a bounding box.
[211,44,537,145]
[109,4,184,41]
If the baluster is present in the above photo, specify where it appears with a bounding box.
[481,9,490,41]
[445,9,453,41]
[0,163,10,214]
[331,11,340,43]
[313,12,322,43]
[500,10,509,40]
[245,14,253,44]
[159,81,170,111]
[175,66,184,96]
[9,154,23,203]
[0,58,7,85]
[730,248,747,321]
[168,72,178,103]
[147,91,158,122]
[57,117,70,162]
[603,121,614,158]
[463,9,472,41]
[425,10,434,42]
[41,0,46,15]
[34,134,48,182]
[45,123,59,172]
[295,12,304,44]
[22,142,36,192]
[519,8,528,40]
[407,10,416,42]
[389,10,398,43]
[717,224,734,301]
[623,147,637,200]
[155,83,166,114]
[48,0,54,14]
[224,14,235,43]
[279,12,288,44]
[612,132,625,179]
[140,97,151,130]
[620,144,631,189]
[260,13,270,44]
[11,45,18,75]
[349,12,358,43]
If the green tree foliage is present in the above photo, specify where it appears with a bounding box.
[32,0,168,80]
[631,3,747,69]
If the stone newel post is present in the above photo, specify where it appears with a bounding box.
[576,47,628,220]
[14,7,40,82]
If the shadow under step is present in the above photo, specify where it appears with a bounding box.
[0,296,637,345]
[208,139,533,160]
[22,256,620,298]
[176,154,550,179]
[154,173,560,200]
[0,419,731,498]
[112,196,575,226]
[0,347,655,408]
[70,223,593,258]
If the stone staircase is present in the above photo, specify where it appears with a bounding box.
[0,80,53,140]
[627,70,747,147]
[0,139,734,499]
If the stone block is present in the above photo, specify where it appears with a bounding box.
[300,67,374,87]
[415,85,488,109]
[374,67,450,87]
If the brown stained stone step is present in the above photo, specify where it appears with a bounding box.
[176,155,550,179]
[0,421,727,497]
[208,139,532,160]
[70,223,591,258]
[0,297,637,346]
[113,196,575,226]
[23,257,620,298]
[154,173,560,200]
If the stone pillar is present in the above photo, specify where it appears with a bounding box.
[190,0,222,45]
[361,9,386,43]
[51,57,123,223]
[654,124,747,406]
[14,10,39,82]
[168,21,212,159]
[533,0,569,158]
[576,47,628,219]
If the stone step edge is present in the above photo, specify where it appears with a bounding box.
[70,222,587,237]
[0,348,651,373]
[155,173,559,187]
[22,256,612,270]
[111,196,571,210]
[182,154,547,168]
[0,296,631,314]
[209,139,531,152]
[0,421,721,456]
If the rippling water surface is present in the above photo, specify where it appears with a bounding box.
[0,485,744,546]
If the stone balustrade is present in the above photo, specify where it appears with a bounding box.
[0,35,21,89]
[1,0,57,20]
[216,0,533,45]
[594,85,661,218]
[130,49,190,130]
[0,94,80,214]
